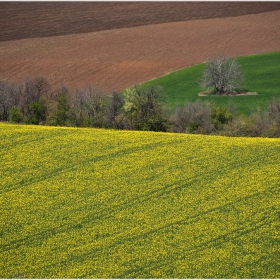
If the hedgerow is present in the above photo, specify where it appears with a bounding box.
[0,77,279,137]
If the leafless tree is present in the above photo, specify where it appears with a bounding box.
[104,91,125,129]
[0,81,21,121]
[200,56,244,95]
[267,98,280,136]
[84,86,106,120]
[69,85,108,127]
[21,77,50,106]
[173,100,213,133]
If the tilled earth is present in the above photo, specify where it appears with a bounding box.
[0,2,280,93]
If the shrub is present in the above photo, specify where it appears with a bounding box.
[173,100,213,134]
[24,99,47,124]
[211,106,233,130]
[122,85,167,131]
[56,92,71,126]
[104,92,125,129]
[8,106,23,123]
[267,98,280,137]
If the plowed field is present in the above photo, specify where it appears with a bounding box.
[0,2,280,93]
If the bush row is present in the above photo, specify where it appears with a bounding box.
[1,77,279,137]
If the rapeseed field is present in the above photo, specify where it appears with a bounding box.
[0,123,279,278]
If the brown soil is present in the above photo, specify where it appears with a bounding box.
[0,3,280,93]
[198,91,258,96]
[1,2,280,41]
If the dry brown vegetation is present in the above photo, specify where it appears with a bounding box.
[0,2,280,93]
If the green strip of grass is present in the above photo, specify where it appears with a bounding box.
[143,51,280,115]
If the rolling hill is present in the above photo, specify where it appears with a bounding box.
[143,51,280,115]
[1,123,279,278]
[0,3,280,92]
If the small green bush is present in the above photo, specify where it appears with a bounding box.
[211,106,233,130]
[8,106,23,123]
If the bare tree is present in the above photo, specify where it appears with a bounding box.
[33,76,50,98]
[173,100,213,133]
[85,86,106,121]
[69,85,108,127]
[267,98,280,136]
[16,77,50,123]
[21,77,50,107]
[0,81,21,121]
[104,91,125,129]
[200,56,244,95]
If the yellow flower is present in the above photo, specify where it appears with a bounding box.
[0,123,279,278]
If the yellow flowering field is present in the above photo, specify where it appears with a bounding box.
[0,123,279,278]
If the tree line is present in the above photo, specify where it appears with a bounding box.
[0,76,279,137]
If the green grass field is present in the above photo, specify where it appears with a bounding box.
[144,51,280,115]
[0,123,279,278]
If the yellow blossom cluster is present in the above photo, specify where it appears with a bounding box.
[0,123,279,278]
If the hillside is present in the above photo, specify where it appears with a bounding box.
[1,123,279,278]
[0,4,280,93]
[143,51,280,115]
[1,2,280,41]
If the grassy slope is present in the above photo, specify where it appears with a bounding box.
[1,123,279,278]
[144,52,280,115]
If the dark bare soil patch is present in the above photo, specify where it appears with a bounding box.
[1,2,280,41]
